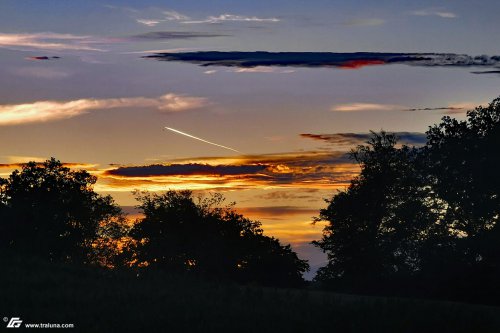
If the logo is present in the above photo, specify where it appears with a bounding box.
[6,317,23,328]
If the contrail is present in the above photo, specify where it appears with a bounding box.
[163,126,241,153]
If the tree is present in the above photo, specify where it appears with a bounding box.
[314,97,500,302]
[313,132,440,292]
[421,98,500,300]
[131,190,309,287]
[425,97,500,241]
[89,214,134,268]
[0,158,124,264]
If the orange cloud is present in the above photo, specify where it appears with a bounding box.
[237,206,318,219]
[0,160,98,177]
[331,103,403,112]
[339,59,385,69]
[0,162,96,169]
[256,189,320,201]
[95,151,359,193]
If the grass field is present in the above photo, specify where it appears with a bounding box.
[1,254,500,333]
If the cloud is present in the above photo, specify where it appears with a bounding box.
[136,10,190,26]
[182,14,280,24]
[236,206,318,218]
[136,19,162,27]
[106,163,267,177]
[471,70,500,75]
[332,102,481,114]
[331,103,402,112]
[130,31,228,40]
[0,93,208,126]
[25,56,61,61]
[0,159,96,169]
[127,7,278,26]
[144,51,500,71]
[97,151,358,192]
[338,60,386,69]
[300,133,373,145]
[170,151,352,170]
[343,18,385,26]
[256,189,320,201]
[402,102,481,114]
[411,9,457,18]
[300,132,427,147]
[0,157,98,177]
[403,106,463,112]
[0,33,105,51]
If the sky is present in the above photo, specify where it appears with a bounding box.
[1,0,500,278]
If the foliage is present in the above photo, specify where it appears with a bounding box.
[131,190,309,287]
[0,158,124,264]
[314,97,500,302]
[0,160,308,287]
[313,132,440,291]
[421,97,500,298]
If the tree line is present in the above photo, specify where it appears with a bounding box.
[0,160,308,287]
[1,97,499,302]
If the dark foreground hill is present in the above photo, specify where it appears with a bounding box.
[1,254,499,333]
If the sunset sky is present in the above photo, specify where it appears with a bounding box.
[1,0,499,277]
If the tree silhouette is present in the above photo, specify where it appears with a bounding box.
[421,97,500,300]
[425,97,500,241]
[131,190,309,287]
[314,97,500,302]
[313,132,439,292]
[0,158,124,264]
[89,213,133,268]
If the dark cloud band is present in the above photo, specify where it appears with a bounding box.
[402,107,463,111]
[106,163,266,177]
[470,70,500,75]
[26,56,61,60]
[144,51,500,70]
